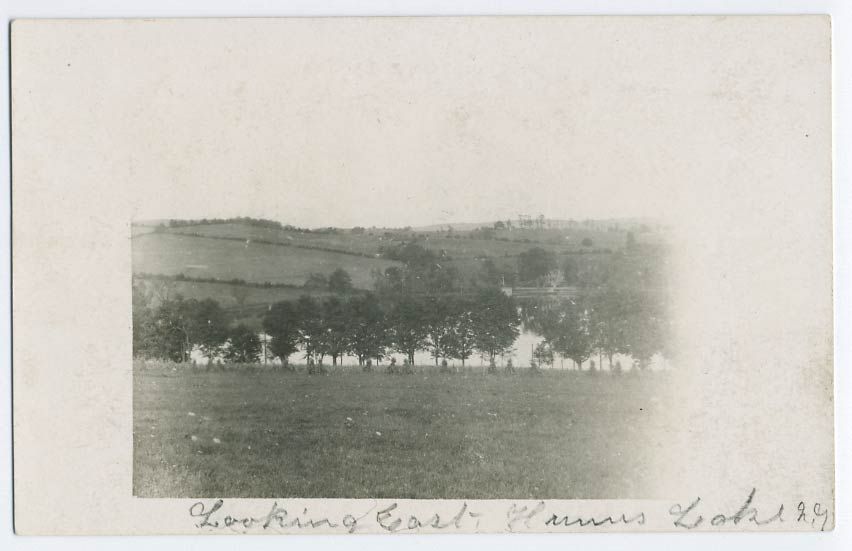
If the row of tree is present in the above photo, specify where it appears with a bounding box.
[522,288,668,370]
[262,289,520,368]
[133,287,247,362]
[162,217,284,229]
[132,284,522,368]
[134,286,668,371]
[158,217,341,234]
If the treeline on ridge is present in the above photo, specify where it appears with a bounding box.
[157,217,342,234]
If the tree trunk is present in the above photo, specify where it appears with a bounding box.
[183,335,191,363]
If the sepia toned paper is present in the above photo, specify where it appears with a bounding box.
[11,16,833,534]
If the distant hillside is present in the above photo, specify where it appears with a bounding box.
[132,219,667,320]
[132,232,401,289]
[413,217,663,232]
[134,220,646,262]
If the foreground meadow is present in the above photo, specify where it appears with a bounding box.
[134,366,671,499]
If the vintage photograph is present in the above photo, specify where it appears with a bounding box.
[132,215,673,498]
[11,15,835,534]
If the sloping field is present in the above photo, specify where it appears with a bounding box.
[166,223,383,256]
[132,232,400,288]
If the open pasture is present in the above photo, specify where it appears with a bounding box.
[134,366,671,499]
[132,232,401,288]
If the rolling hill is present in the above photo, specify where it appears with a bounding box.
[132,232,400,288]
[132,219,666,322]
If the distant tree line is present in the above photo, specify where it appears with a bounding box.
[159,217,346,235]
[134,272,302,289]
[163,217,285,229]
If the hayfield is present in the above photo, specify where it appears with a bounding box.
[132,232,401,288]
[134,366,671,499]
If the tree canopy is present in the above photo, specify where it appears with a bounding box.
[517,247,557,285]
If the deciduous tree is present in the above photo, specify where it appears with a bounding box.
[388,296,430,366]
[262,300,302,369]
[473,288,520,362]
[424,295,455,365]
[225,324,262,363]
[188,298,230,361]
[347,293,388,366]
[295,295,326,363]
[328,268,353,294]
[321,295,350,366]
[517,247,557,285]
[446,299,477,367]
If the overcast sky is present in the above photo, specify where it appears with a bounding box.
[90,17,825,230]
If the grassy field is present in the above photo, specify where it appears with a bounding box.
[166,223,385,256]
[134,366,671,499]
[132,232,400,288]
